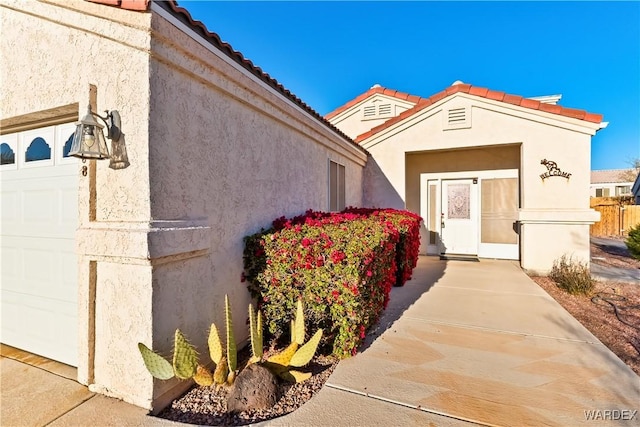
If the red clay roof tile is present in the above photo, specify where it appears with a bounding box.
[469,86,489,97]
[86,0,148,10]
[519,98,541,109]
[584,112,604,123]
[83,0,365,153]
[86,2,604,146]
[559,108,587,120]
[120,0,148,10]
[347,83,603,143]
[429,91,448,104]
[503,94,523,105]
[538,103,563,114]
[486,90,506,101]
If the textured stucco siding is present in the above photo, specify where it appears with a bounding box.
[1,0,153,223]
[2,0,366,411]
[360,95,599,272]
[145,10,366,407]
[2,0,157,409]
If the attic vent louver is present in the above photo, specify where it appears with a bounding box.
[363,105,376,117]
[443,106,471,130]
[448,108,466,124]
[379,104,392,115]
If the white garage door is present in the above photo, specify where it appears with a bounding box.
[1,123,79,366]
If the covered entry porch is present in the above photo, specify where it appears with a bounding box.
[407,145,521,260]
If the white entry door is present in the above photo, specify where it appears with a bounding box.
[441,179,478,255]
[1,123,79,366]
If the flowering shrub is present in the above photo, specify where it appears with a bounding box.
[343,208,422,286]
[243,209,421,358]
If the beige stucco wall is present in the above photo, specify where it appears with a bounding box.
[141,6,365,409]
[3,0,366,410]
[358,94,600,273]
[1,0,156,407]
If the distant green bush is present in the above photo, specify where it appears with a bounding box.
[549,255,595,295]
[625,224,640,260]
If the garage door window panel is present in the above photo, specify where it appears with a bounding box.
[21,127,54,168]
[1,134,18,170]
[56,123,77,164]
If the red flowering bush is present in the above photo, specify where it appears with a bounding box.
[344,208,422,286]
[243,209,421,358]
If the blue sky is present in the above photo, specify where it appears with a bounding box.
[179,1,640,171]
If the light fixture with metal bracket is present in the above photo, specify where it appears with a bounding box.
[69,105,121,160]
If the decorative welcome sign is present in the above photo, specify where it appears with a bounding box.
[540,159,572,180]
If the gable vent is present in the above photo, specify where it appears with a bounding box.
[379,104,392,115]
[363,105,376,117]
[443,106,471,130]
[448,107,466,124]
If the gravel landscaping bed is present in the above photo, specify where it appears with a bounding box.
[158,354,338,426]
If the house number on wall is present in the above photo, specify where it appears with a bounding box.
[540,159,571,180]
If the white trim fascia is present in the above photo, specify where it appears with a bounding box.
[360,92,603,150]
[150,3,366,164]
[518,209,600,224]
[328,93,417,124]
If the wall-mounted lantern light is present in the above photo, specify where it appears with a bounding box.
[69,105,121,161]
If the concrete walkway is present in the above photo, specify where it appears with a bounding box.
[270,257,639,426]
[2,257,639,426]
[590,236,640,284]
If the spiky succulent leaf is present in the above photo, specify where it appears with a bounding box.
[138,343,174,380]
[193,365,213,386]
[290,319,296,344]
[225,295,237,373]
[173,329,198,380]
[208,323,223,365]
[294,299,305,345]
[213,356,228,385]
[279,369,311,383]
[266,342,299,366]
[262,361,288,375]
[256,310,264,352]
[249,304,263,360]
[289,329,323,367]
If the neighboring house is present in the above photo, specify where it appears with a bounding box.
[327,82,605,272]
[590,169,635,197]
[0,0,605,411]
[632,172,640,205]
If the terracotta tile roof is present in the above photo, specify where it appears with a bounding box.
[83,0,365,153]
[346,83,604,143]
[591,169,635,184]
[324,86,427,120]
[87,0,149,11]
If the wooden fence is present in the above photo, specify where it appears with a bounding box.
[590,198,640,236]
